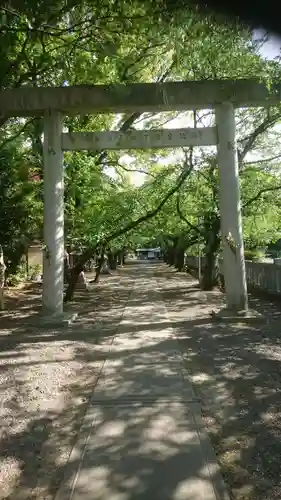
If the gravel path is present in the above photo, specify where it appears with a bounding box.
[155,264,281,500]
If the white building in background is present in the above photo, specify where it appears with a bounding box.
[136,247,161,260]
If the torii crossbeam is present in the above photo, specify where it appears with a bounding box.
[1,79,278,320]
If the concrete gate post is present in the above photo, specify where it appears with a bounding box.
[216,103,248,311]
[43,111,64,315]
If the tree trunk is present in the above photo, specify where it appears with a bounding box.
[108,251,117,270]
[167,247,175,266]
[64,248,99,302]
[117,250,126,266]
[163,251,169,264]
[0,246,6,310]
[64,250,71,284]
[64,261,84,302]
[166,238,178,266]
[201,218,220,291]
[174,248,185,271]
[201,248,219,290]
[94,249,105,283]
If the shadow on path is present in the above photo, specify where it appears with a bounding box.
[157,264,281,500]
[2,262,281,500]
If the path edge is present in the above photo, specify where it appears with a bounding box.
[156,283,231,500]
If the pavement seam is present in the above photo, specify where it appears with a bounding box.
[90,396,202,404]
[56,267,230,500]
[54,276,136,500]
[153,279,231,500]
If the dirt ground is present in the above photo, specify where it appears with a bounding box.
[1,263,281,500]
[0,270,132,500]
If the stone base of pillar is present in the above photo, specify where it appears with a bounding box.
[29,311,78,327]
[210,306,265,324]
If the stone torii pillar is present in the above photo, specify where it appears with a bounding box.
[43,111,64,316]
[216,103,248,313]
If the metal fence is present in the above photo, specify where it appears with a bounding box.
[185,255,281,296]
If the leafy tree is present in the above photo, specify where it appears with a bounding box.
[166,106,281,289]
[1,0,281,296]
[0,138,42,274]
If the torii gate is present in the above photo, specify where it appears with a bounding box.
[0,80,280,320]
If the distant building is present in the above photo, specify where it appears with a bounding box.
[27,242,43,268]
[136,247,161,260]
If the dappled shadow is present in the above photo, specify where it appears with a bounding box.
[0,262,224,500]
[55,400,222,500]
[1,283,42,327]
[0,267,135,499]
[0,272,124,333]
[158,265,281,500]
[2,261,281,500]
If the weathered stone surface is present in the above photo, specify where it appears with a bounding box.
[27,311,78,327]
[211,306,265,323]
[0,79,280,116]
[62,127,217,151]
[55,272,229,500]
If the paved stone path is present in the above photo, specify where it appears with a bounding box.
[55,264,229,500]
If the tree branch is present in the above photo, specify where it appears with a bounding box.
[176,191,202,234]
[64,163,193,301]
[105,165,193,243]
[115,163,157,179]
[0,118,36,151]
[242,185,281,209]
[244,153,281,165]
[238,112,281,166]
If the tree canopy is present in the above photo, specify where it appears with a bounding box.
[1,0,281,295]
